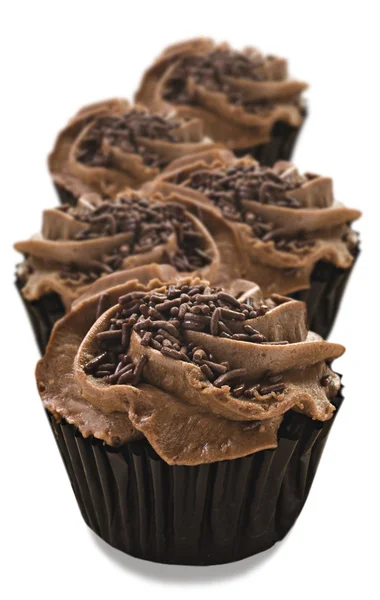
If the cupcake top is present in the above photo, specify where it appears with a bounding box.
[135,38,308,151]
[147,149,361,295]
[15,192,221,310]
[48,98,221,200]
[37,266,344,465]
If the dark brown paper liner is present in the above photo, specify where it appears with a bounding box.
[234,114,306,167]
[46,385,343,565]
[15,278,64,355]
[291,244,360,339]
[54,183,78,206]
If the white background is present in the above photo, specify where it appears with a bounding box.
[2,1,379,598]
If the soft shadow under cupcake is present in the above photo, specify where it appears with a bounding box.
[89,529,283,581]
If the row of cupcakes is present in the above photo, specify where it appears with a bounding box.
[16,37,360,566]
[50,37,308,205]
[16,148,360,351]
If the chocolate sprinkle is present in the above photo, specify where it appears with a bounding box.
[84,351,108,374]
[95,293,109,321]
[213,368,248,388]
[258,383,286,395]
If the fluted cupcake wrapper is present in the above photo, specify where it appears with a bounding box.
[54,183,78,207]
[15,277,64,355]
[234,112,307,167]
[46,385,343,566]
[291,244,360,339]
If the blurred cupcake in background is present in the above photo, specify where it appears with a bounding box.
[135,38,308,166]
[15,192,227,352]
[147,148,361,337]
[48,98,223,205]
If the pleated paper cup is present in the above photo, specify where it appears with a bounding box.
[45,385,343,565]
[290,245,360,338]
[234,108,307,167]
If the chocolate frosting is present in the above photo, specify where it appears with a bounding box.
[36,267,344,465]
[135,38,308,150]
[146,150,361,295]
[14,192,222,310]
[48,98,222,199]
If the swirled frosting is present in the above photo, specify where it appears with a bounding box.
[15,192,221,310]
[135,38,308,150]
[146,150,361,295]
[36,267,344,465]
[48,98,221,200]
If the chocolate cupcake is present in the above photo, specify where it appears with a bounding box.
[135,38,308,166]
[48,98,222,205]
[15,193,224,353]
[37,269,345,565]
[148,149,361,337]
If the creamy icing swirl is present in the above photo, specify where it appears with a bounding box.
[146,149,361,295]
[36,267,344,465]
[48,98,221,200]
[135,38,308,150]
[15,192,221,310]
